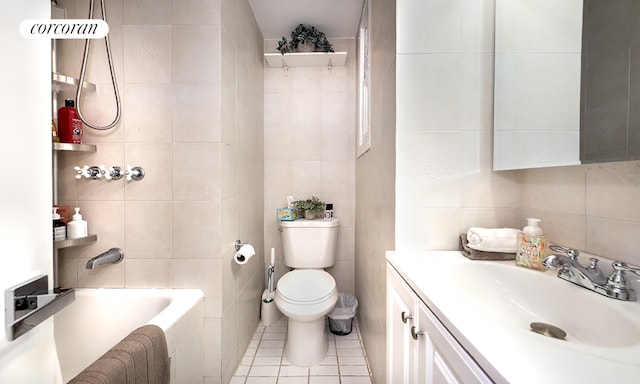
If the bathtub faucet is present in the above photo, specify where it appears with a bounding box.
[86,248,124,269]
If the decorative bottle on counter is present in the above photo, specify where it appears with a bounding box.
[57,99,83,144]
[515,218,546,271]
[67,207,88,239]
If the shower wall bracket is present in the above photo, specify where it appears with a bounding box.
[4,275,75,341]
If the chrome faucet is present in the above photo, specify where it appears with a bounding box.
[86,248,124,269]
[542,245,639,301]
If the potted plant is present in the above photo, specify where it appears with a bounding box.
[277,24,335,54]
[292,196,326,219]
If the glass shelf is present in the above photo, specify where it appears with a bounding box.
[54,234,97,250]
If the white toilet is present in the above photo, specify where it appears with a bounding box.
[275,218,340,367]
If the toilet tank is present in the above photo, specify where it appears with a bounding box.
[279,218,339,268]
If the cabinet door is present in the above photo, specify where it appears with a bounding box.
[387,267,417,384]
[416,301,492,384]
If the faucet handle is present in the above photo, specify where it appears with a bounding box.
[611,261,640,276]
[549,244,580,260]
[567,248,579,260]
[606,261,640,289]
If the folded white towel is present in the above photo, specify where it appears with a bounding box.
[466,227,520,253]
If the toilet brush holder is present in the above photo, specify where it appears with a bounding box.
[261,289,282,326]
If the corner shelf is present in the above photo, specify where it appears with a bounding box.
[53,142,97,153]
[54,234,98,250]
[52,72,96,92]
[264,51,347,69]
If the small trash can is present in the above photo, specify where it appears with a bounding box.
[328,293,358,336]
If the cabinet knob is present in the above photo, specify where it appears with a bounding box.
[410,326,423,340]
[401,311,413,324]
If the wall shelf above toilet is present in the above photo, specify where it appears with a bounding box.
[264,52,347,69]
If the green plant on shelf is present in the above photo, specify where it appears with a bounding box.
[277,24,335,54]
[291,196,326,219]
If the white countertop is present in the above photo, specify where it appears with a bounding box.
[387,250,640,384]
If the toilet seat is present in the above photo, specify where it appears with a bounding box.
[277,270,337,305]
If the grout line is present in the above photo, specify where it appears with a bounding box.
[237,318,373,384]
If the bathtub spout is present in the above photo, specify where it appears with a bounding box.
[86,248,124,269]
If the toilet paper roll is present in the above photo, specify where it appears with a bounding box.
[234,244,255,265]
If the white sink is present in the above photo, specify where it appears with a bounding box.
[452,262,640,348]
[387,250,640,384]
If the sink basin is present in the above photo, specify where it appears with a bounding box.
[452,262,640,348]
[387,250,640,383]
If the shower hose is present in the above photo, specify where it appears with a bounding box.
[75,0,121,130]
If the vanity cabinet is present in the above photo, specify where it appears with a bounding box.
[387,264,492,384]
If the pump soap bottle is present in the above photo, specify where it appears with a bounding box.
[67,207,88,239]
[515,218,546,271]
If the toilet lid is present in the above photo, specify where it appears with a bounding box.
[277,270,336,303]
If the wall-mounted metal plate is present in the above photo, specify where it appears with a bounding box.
[5,275,75,341]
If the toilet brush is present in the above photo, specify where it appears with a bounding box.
[261,248,282,326]
[264,264,275,303]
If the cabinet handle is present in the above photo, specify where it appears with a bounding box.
[401,311,413,323]
[410,326,423,340]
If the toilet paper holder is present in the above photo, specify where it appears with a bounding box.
[234,240,256,265]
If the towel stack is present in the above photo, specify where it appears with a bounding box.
[69,324,169,384]
[466,227,520,253]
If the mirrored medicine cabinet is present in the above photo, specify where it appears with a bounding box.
[493,0,640,171]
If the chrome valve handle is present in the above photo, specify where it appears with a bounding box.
[99,165,123,180]
[74,165,101,179]
[76,165,143,181]
[125,165,145,181]
[110,166,124,180]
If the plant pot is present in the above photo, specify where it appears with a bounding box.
[304,210,316,220]
[295,42,317,52]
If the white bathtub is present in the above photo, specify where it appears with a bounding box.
[53,288,204,383]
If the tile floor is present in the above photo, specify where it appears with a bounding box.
[230,317,374,384]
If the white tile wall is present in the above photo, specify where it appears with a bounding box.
[395,4,521,249]
[55,1,264,384]
[521,162,640,265]
[358,3,640,383]
[263,40,357,295]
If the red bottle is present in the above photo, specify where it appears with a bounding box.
[58,99,83,144]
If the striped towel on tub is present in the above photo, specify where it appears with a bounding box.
[68,324,169,384]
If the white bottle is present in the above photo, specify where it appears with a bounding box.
[67,207,88,239]
[523,218,543,236]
